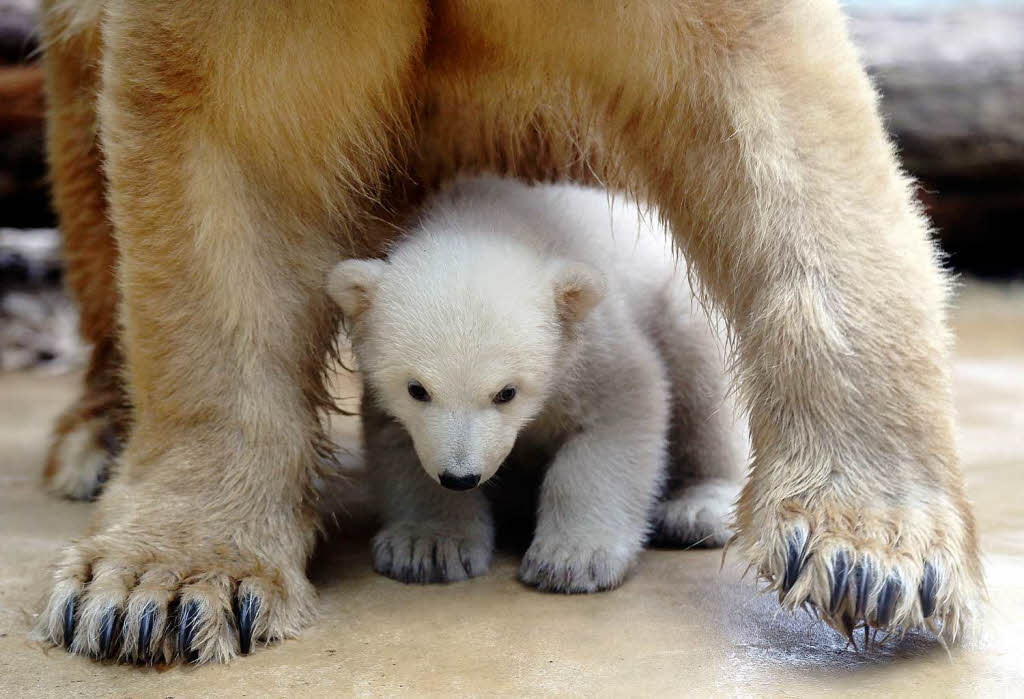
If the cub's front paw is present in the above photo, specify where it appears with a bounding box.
[519,537,636,593]
[35,518,317,664]
[734,488,984,643]
[372,522,494,584]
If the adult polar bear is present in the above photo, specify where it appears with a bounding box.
[37,0,981,664]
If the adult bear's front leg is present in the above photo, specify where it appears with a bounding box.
[419,0,983,640]
[611,2,984,640]
[35,0,427,664]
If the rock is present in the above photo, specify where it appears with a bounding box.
[0,64,51,230]
[0,228,84,372]
[849,4,1024,277]
[0,227,61,287]
[0,0,38,64]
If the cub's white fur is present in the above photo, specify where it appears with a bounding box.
[329,176,746,593]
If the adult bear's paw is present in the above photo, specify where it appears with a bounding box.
[733,486,984,645]
[35,501,318,664]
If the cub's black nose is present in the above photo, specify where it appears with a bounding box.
[439,472,480,491]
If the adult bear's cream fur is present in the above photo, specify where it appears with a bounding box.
[36,0,982,664]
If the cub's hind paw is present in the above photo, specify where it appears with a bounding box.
[372,522,494,584]
[735,496,984,644]
[650,479,739,548]
[35,541,316,664]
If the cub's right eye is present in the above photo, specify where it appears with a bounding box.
[407,381,431,402]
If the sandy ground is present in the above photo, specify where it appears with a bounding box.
[0,283,1022,697]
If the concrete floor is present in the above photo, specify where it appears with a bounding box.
[1,283,1022,697]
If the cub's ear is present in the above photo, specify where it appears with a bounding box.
[326,259,386,319]
[553,262,606,327]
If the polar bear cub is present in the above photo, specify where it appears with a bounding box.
[328,176,747,593]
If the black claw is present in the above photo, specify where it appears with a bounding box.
[782,531,808,593]
[62,597,76,650]
[137,602,156,661]
[840,612,857,645]
[920,562,937,619]
[854,562,873,617]
[430,545,442,583]
[99,607,119,659]
[235,593,259,656]
[876,576,900,627]
[829,552,851,614]
[177,600,200,664]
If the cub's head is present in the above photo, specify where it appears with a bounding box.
[327,232,604,490]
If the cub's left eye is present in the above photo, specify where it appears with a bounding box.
[493,385,517,404]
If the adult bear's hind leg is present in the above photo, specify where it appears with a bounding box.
[39,0,128,500]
